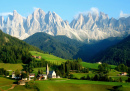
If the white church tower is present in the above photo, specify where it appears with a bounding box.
[46,64,49,75]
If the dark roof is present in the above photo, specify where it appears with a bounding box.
[49,71,55,75]
[38,74,47,76]
[29,73,35,75]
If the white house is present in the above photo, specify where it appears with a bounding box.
[12,72,15,79]
[22,78,28,80]
[97,62,102,64]
[29,73,35,80]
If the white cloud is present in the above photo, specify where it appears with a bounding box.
[119,11,130,18]
[90,7,99,15]
[73,7,99,19]
[0,12,13,16]
[33,7,39,10]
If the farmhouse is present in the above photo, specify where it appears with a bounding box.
[32,55,36,58]
[97,62,102,64]
[29,73,35,80]
[36,56,41,59]
[121,72,127,76]
[18,80,27,85]
[32,55,41,59]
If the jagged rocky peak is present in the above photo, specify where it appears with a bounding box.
[78,14,84,20]
[13,10,17,15]
[0,8,129,42]
[92,12,99,21]
[45,11,64,25]
[33,8,46,18]
[47,11,52,16]
[52,11,63,21]
[87,12,92,18]
[0,16,4,25]
[99,12,109,20]
[64,20,69,25]
[13,10,21,18]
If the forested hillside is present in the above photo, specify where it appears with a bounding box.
[24,32,81,59]
[24,32,123,61]
[0,30,41,63]
[91,35,130,66]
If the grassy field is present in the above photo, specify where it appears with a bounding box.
[35,78,130,91]
[0,75,130,91]
[0,76,17,91]
[81,62,99,69]
[30,51,66,64]
[108,69,121,76]
[10,85,34,91]
[0,63,23,71]
[81,62,116,69]
[72,71,95,79]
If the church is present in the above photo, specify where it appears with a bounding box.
[46,64,56,78]
[37,64,56,80]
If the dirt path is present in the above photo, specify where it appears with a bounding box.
[8,84,17,90]
[0,88,4,91]
[0,84,17,91]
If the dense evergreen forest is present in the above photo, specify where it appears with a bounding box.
[24,32,122,61]
[0,30,42,63]
[91,35,130,66]
[24,32,82,59]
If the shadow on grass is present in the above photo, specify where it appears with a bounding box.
[0,76,18,84]
[107,85,123,91]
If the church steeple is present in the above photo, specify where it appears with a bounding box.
[46,64,49,75]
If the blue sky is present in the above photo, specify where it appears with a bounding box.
[0,0,130,22]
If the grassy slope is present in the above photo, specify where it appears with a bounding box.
[10,85,35,91]
[1,77,130,91]
[35,79,130,91]
[30,51,66,64]
[0,76,16,90]
[81,62,116,69]
[72,72,95,79]
[0,63,23,71]
[0,63,24,75]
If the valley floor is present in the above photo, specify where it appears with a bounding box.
[2,77,129,91]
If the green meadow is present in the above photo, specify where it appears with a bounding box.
[30,51,66,64]
[34,79,130,91]
[0,63,23,71]
[1,77,130,91]
[72,71,95,79]
[81,62,116,69]
[0,76,16,90]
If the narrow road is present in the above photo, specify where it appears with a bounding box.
[0,84,17,91]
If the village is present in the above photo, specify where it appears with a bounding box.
[0,53,129,91]
[3,60,128,86]
[11,63,60,85]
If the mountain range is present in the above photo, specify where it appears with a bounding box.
[0,8,130,42]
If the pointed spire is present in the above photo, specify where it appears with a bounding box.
[46,64,49,75]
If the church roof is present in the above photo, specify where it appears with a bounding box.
[49,71,55,75]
